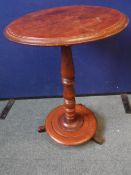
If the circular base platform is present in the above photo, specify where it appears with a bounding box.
[45,104,97,146]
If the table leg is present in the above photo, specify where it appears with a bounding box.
[40,46,98,146]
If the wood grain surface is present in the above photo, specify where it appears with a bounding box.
[4,5,129,46]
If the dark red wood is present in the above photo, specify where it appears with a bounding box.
[45,104,97,145]
[45,46,97,145]
[61,46,77,127]
[4,5,129,146]
[4,5,128,46]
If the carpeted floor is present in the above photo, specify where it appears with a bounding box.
[0,95,131,175]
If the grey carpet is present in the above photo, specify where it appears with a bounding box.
[0,95,131,175]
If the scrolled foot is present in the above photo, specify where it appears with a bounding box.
[38,125,46,133]
[92,134,105,144]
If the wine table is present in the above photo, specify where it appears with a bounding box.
[4,5,129,146]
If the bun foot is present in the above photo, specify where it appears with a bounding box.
[92,134,105,144]
[38,125,46,133]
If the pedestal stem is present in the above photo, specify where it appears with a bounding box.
[61,46,76,124]
[44,46,97,145]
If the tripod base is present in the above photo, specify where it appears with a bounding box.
[45,104,97,146]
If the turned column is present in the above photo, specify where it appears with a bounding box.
[61,46,83,129]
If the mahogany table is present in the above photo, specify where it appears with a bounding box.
[4,5,129,146]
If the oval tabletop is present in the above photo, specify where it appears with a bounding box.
[4,5,129,46]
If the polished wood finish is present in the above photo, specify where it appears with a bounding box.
[45,46,97,145]
[4,5,129,146]
[61,46,77,128]
[45,104,97,145]
[4,5,128,46]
